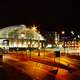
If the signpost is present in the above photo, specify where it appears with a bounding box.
[54,47,60,73]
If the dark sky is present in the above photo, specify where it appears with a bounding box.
[0,0,79,32]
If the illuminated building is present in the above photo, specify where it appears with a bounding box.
[0,25,45,49]
[42,31,60,47]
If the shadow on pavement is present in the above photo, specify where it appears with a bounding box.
[0,63,33,80]
[43,70,58,80]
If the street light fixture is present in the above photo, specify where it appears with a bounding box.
[78,35,80,38]
[71,30,74,35]
[71,30,75,49]
[61,31,65,55]
[61,31,65,35]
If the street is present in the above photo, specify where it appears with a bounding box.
[2,50,80,80]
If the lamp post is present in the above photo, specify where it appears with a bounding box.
[38,40,40,56]
[77,35,80,45]
[71,30,74,49]
[61,31,65,55]
[77,35,80,56]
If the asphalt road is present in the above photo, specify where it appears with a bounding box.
[2,53,80,80]
[3,57,57,80]
[0,63,33,80]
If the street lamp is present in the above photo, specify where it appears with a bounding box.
[61,31,65,35]
[71,30,75,49]
[71,30,74,35]
[61,31,65,54]
[77,35,80,56]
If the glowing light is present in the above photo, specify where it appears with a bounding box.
[74,37,76,40]
[71,30,74,35]
[78,35,80,38]
[61,31,65,34]
[31,27,37,31]
[20,24,26,27]
[55,37,58,41]
[0,25,45,48]
[58,44,62,48]
[21,33,25,38]
[46,44,52,48]
[13,42,17,47]
[31,24,37,32]
[17,43,22,47]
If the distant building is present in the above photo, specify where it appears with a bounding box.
[0,25,45,49]
[41,31,60,47]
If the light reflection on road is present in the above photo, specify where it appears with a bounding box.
[3,54,78,80]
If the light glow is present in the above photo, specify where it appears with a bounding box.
[71,30,74,35]
[46,44,52,48]
[61,31,65,34]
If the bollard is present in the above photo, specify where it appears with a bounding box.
[54,49,60,68]
[54,51,60,57]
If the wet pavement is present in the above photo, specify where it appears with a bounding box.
[0,63,33,80]
[2,53,80,80]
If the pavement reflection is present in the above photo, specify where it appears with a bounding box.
[2,48,80,80]
[3,53,79,80]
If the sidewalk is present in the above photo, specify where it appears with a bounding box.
[6,51,77,72]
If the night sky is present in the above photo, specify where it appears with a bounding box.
[0,0,80,32]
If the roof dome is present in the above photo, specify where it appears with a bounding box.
[0,25,45,41]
